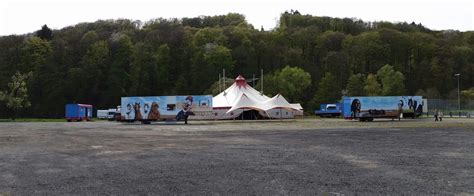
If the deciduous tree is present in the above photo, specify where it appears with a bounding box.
[364,74,382,96]
[0,72,33,120]
[346,73,366,96]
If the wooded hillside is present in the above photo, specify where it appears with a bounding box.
[0,11,473,117]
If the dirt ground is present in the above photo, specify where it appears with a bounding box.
[0,118,473,195]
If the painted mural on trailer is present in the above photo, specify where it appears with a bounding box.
[343,96,423,118]
[121,95,213,121]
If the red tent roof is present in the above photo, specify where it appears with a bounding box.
[234,75,247,88]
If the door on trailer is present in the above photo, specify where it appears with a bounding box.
[84,107,89,120]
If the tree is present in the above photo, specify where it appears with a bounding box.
[204,78,234,95]
[191,44,234,93]
[257,66,311,103]
[461,88,474,101]
[36,25,53,40]
[364,74,382,96]
[20,36,52,73]
[314,72,339,103]
[429,57,453,96]
[346,73,366,96]
[193,28,228,47]
[415,88,440,99]
[103,33,133,107]
[155,44,172,94]
[342,31,388,73]
[80,41,109,104]
[377,64,406,95]
[0,72,33,120]
[1,14,474,118]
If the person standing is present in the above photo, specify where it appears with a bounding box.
[434,109,439,121]
[439,110,443,121]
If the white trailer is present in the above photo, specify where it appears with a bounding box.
[97,110,108,119]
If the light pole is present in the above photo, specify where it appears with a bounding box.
[454,73,460,111]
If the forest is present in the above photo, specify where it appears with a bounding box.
[0,11,473,118]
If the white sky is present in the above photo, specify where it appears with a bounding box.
[0,0,473,35]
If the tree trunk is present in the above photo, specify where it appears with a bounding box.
[10,108,15,121]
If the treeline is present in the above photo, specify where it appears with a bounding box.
[0,11,473,118]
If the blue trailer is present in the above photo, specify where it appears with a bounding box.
[342,96,423,121]
[65,104,93,122]
[121,95,213,124]
[314,103,342,117]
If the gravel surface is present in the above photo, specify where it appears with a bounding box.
[0,119,473,195]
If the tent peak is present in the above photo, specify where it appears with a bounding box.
[235,75,245,81]
[234,75,247,88]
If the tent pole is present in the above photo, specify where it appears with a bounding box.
[253,74,255,87]
[218,74,221,92]
[264,110,270,120]
[280,108,282,121]
[241,109,244,122]
[261,69,263,94]
[223,69,226,90]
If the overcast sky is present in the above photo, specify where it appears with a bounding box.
[0,0,473,36]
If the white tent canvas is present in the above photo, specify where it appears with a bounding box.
[227,93,267,113]
[262,94,298,111]
[290,103,303,111]
[290,103,304,116]
[213,75,270,109]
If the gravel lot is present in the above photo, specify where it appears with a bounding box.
[1,118,473,195]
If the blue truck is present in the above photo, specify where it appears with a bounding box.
[65,104,93,122]
[314,103,342,117]
[342,96,423,121]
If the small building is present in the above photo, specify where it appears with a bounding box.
[65,104,93,122]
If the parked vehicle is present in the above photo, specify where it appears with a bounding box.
[65,104,93,122]
[121,95,213,124]
[97,110,108,119]
[314,103,342,117]
[106,108,118,121]
[342,96,423,121]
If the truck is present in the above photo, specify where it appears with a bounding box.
[97,110,108,119]
[314,103,342,117]
[97,106,121,120]
[65,104,93,122]
[120,95,213,124]
[342,96,423,121]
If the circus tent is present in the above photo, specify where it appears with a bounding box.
[210,75,303,119]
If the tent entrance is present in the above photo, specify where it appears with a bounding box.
[235,110,264,120]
